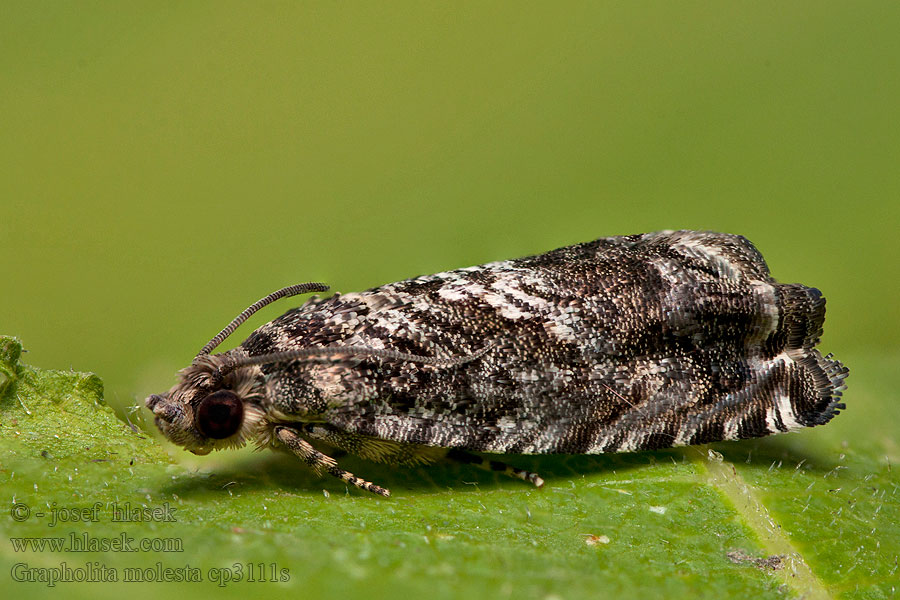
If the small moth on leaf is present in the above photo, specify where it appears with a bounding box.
[146,230,848,497]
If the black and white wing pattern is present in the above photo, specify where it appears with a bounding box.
[241,230,848,455]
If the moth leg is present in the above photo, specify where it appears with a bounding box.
[446,449,545,488]
[274,427,391,497]
[301,422,446,466]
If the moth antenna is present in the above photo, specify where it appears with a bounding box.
[197,282,330,357]
[599,381,676,441]
[600,381,641,412]
[216,342,493,378]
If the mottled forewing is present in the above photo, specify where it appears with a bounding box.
[242,231,847,455]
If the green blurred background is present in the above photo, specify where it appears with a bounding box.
[3,5,900,600]
[2,2,898,417]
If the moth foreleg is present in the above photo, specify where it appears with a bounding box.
[301,422,445,466]
[446,449,545,488]
[275,427,391,497]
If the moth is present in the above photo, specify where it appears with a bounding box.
[146,230,848,497]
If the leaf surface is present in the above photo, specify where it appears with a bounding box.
[1,336,896,599]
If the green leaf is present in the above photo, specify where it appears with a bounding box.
[1,336,897,599]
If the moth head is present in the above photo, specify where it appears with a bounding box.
[144,281,484,454]
[144,282,331,454]
[145,352,267,455]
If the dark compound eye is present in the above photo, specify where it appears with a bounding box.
[194,390,244,439]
